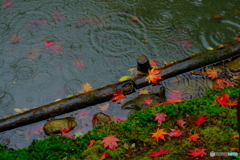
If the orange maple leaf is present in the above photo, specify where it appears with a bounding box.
[138,89,149,95]
[102,135,120,150]
[206,67,219,79]
[111,89,126,102]
[232,134,239,138]
[100,152,110,160]
[188,134,200,142]
[146,68,162,84]
[98,103,109,111]
[87,140,96,148]
[151,128,168,141]
[79,83,93,93]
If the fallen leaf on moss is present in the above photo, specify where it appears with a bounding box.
[149,148,169,157]
[216,92,238,106]
[187,148,207,157]
[168,129,183,137]
[154,113,167,126]
[151,128,168,141]
[176,118,187,128]
[188,134,200,142]
[102,135,120,150]
[232,134,239,138]
[194,114,207,125]
[100,152,110,160]
[87,140,96,148]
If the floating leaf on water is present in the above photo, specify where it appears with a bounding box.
[66,95,73,98]
[14,108,24,113]
[98,103,109,111]
[207,47,214,50]
[119,76,130,82]
[55,99,61,102]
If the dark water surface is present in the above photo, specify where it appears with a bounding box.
[0,0,239,149]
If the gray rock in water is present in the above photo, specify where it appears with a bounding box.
[43,117,77,135]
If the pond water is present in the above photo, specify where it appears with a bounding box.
[0,0,239,149]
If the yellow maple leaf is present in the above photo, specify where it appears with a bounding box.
[98,103,109,111]
[151,128,168,141]
[138,90,149,95]
[79,83,93,93]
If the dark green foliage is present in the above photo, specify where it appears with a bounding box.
[0,86,238,160]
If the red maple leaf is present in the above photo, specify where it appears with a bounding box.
[52,13,64,22]
[44,41,55,49]
[168,129,183,137]
[188,134,200,142]
[154,113,167,126]
[111,89,126,102]
[187,148,207,157]
[174,38,192,47]
[146,68,162,84]
[60,127,72,134]
[216,92,238,106]
[149,148,169,157]
[176,119,187,128]
[235,37,240,41]
[102,135,120,150]
[194,114,207,125]
[100,152,110,160]
[60,126,73,137]
[143,97,154,105]
[76,110,90,119]
[87,140,96,148]
[3,0,14,8]
[149,59,158,68]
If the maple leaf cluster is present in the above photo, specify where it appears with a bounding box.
[150,113,208,157]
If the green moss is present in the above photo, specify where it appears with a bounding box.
[0,86,238,160]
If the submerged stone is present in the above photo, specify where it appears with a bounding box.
[92,112,111,127]
[225,57,240,72]
[121,94,160,110]
[43,117,77,135]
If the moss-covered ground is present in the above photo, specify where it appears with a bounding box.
[0,86,239,160]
